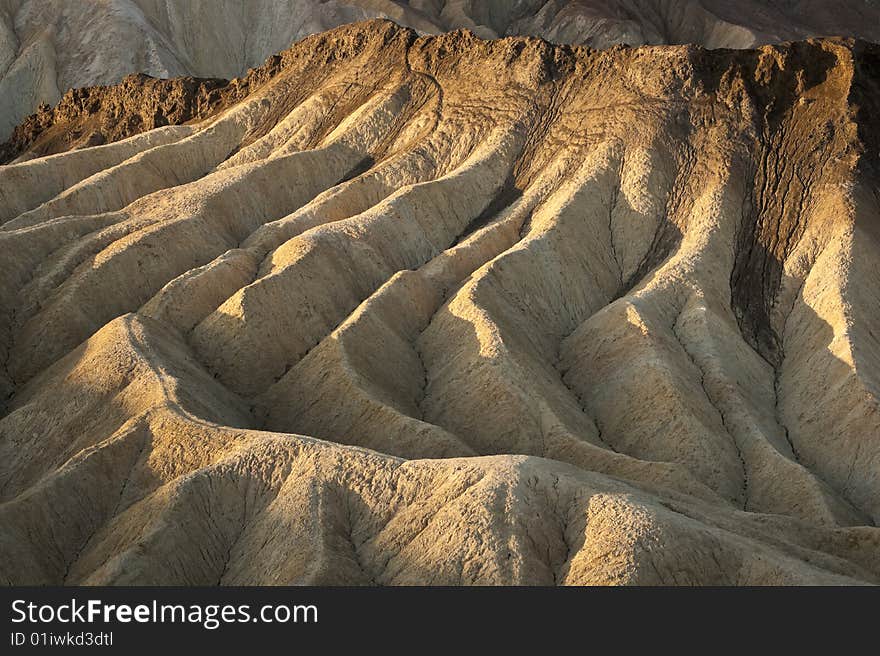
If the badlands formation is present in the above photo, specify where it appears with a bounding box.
[3,1,880,140]
[1,19,880,585]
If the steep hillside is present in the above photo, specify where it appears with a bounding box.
[1,20,879,584]
[2,0,880,139]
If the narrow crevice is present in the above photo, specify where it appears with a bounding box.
[607,152,625,292]
[345,491,378,586]
[772,275,807,464]
[215,476,254,586]
[672,313,749,509]
[62,424,149,585]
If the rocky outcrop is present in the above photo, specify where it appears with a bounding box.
[1,21,879,585]
[0,74,226,163]
[0,55,294,164]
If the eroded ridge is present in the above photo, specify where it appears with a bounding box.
[1,21,879,585]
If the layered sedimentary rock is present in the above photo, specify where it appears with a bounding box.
[1,20,879,585]
[3,0,880,140]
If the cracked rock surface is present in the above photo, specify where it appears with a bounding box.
[1,20,879,585]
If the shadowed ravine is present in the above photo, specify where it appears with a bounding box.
[0,21,879,585]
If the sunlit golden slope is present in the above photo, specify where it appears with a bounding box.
[1,21,879,585]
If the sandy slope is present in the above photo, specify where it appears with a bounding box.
[2,0,880,140]
[0,20,879,584]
